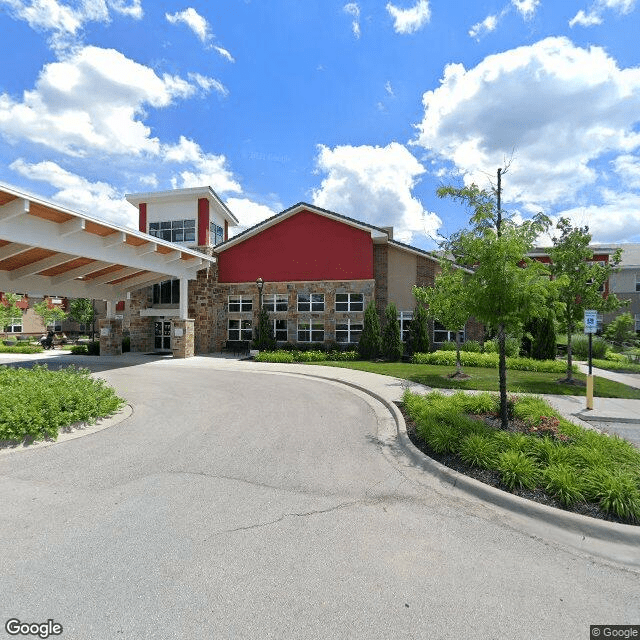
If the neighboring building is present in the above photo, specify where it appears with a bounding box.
[527,246,618,332]
[122,190,483,353]
[604,243,640,331]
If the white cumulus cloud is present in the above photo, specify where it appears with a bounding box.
[511,0,540,19]
[9,158,136,227]
[165,6,234,60]
[311,142,441,245]
[413,37,640,213]
[469,14,500,39]
[0,0,142,50]
[570,0,636,26]
[225,197,280,236]
[386,0,430,34]
[0,46,224,157]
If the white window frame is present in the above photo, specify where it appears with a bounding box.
[635,314,640,332]
[263,294,288,312]
[5,317,23,333]
[636,273,640,293]
[398,311,413,343]
[433,321,464,344]
[297,320,324,343]
[228,295,253,313]
[228,319,252,341]
[335,293,364,312]
[273,319,288,341]
[336,319,363,344]
[297,293,325,312]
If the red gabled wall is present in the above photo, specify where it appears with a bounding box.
[217,210,374,283]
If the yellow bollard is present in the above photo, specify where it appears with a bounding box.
[586,375,594,410]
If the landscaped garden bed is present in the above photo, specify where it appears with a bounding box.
[0,364,124,446]
[401,390,640,526]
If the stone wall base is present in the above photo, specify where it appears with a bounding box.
[171,319,195,358]
[99,318,123,356]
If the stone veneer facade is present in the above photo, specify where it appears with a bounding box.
[99,318,123,356]
[220,279,375,350]
[171,319,194,358]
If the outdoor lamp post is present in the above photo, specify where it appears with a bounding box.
[256,277,264,310]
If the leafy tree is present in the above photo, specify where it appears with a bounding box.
[33,300,67,331]
[438,179,552,429]
[382,303,403,361]
[406,303,430,355]
[358,300,382,360]
[549,218,623,381]
[414,263,472,376]
[69,298,95,331]
[604,312,637,348]
[253,306,276,350]
[1,293,23,336]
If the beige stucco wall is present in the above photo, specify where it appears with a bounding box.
[387,246,417,312]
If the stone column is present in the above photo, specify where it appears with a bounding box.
[171,319,195,358]
[99,318,123,356]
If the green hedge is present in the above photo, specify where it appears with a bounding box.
[590,358,640,374]
[255,350,359,363]
[0,364,124,442]
[404,390,640,522]
[411,350,574,373]
[0,344,43,354]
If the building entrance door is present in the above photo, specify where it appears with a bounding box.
[154,320,171,351]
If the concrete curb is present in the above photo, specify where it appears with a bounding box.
[576,414,640,424]
[276,370,640,567]
[0,404,133,457]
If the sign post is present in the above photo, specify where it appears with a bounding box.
[584,310,597,410]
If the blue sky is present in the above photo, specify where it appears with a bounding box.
[1,0,640,251]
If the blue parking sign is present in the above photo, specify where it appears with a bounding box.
[584,310,598,334]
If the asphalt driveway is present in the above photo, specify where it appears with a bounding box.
[1,358,638,639]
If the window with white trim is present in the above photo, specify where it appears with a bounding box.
[335,293,364,312]
[149,219,196,243]
[297,320,324,342]
[4,317,23,333]
[228,295,253,312]
[153,279,180,305]
[398,311,413,342]
[297,293,324,312]
[273,319,288,341]
[228,319,252,341]
[635,314,640,332]
[263,294,288,312]
[336,320,363,344]
[433,321,464,344]
[636,273,640,292]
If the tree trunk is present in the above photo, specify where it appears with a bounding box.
[566,323,574,382]
[498,322,508,429]
[455,330,462,375]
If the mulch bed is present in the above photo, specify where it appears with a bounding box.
[396,402,635,527]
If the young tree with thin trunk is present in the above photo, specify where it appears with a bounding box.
[414,264,471,376]
[69,298,95,333]
[438,173,552,429]
[1,293,23,337]
[33,301,67,331]
[549,218,623,383]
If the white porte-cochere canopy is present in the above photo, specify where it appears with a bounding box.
[0,183,214,305]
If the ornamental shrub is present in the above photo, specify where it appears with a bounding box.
[571,334,607,360]
[358,301,382,360]
[382,303,403,361]
[461,340,482,353]
[406,305,430,355]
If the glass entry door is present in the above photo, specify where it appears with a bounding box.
[154,321,171,351]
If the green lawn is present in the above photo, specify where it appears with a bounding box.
[316,361,640,399]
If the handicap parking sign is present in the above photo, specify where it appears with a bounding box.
[584,310,598,334]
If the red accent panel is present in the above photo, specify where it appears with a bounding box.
[224,220,229,241]
[138,203,147,233]
[198,198,209,246]
[116,301,125,312]
[218,210,374,283]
